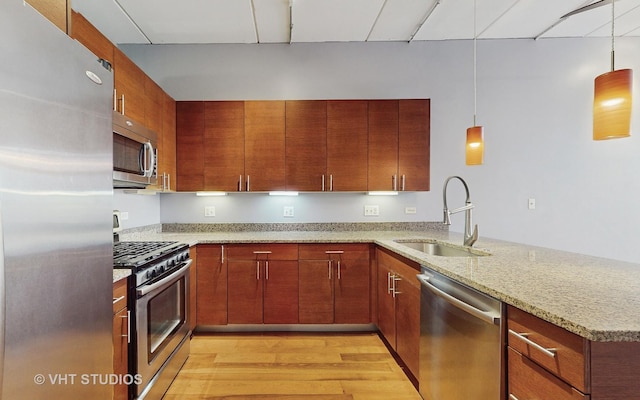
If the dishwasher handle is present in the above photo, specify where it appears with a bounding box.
[417,274,500,325]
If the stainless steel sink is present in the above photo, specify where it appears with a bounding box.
[395,240,490,257]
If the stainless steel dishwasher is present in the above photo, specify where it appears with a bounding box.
[417,266,503,400]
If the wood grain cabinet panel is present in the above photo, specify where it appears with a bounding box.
[398,99,430,191]
[244,101,286,191]
[176,101,205,191]
[161,92,177,191]
[204,101,245,191]
[226,244,299,324]
[28,0,68,33]
[376,248,420,380]
[196,245,227,326]
[299,244,370,324]
[368,100,399,191]
[327,100,369,191]
[285,100,327,191]
[70,11,114,63]
[112,279,129,400]
[113,47,145,123]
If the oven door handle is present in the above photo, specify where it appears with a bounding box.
[137,259,192,297]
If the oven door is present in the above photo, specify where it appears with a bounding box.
[135,260,191,398]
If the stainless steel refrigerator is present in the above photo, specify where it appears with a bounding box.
[1,1,113,399]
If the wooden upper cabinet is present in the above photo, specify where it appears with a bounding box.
[285,101,327,191]
[176,101,205,191]
[144,77,163,135]
[244,101,286,191]
[161,92,177,191]
[28,0,68,33]
[327,100,368,191]
[113,47,145,123]
[368,100,399,191]
[70,11,114,65]
[204,101,245,191]
[399,99,430,191]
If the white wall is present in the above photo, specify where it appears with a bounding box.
[116,38,640,263]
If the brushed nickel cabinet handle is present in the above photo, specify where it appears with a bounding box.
[392,276,402,298]
[508,329,557,358]
[337,260,341,280]
[392,175,397,191]
[256,261,260,280]
[112,295,125,305]
[322,175,325,191]
[401,174,406,191]
[121,310,131,344]
[328,260,332,280]
[265,260,269,280]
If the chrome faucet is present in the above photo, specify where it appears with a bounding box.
[442,176,478,247]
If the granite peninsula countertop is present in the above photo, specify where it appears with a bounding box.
[118,224,640,342]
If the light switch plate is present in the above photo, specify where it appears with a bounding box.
[283,206,294,217]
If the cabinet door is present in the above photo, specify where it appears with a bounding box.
[395,274,420,379]
[368,100,399,191]
[227,260,263,324]
[244,101,286,191]
[113,47,145,123]
[299,260,334,324]
[188,246,197,331]
[176,101,204,191]
[285,100,327,191]
[27,0,68,32]
[71,11,114,64]
[263,260,299,324]
[334,246,371,324]
[204,101,245,191]
[196,245,227,325]
[398,99,430,191]
[112,307,128,400]
[377,260,396,348]
[161,92,177,191]
[327,100,368,191]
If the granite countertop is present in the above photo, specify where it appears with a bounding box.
[113,268,131,283]
[119,224,640,342]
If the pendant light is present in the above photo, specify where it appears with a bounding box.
[466,0,484,165]
[593,0,633,140]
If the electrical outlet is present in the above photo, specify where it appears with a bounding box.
[283,206,294,217]
[120,211,129,220]
[405,207,417,214]
[364,205,380,216]
[204,206,216,217]
[528,198,536,210]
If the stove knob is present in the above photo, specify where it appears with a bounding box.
[151,270,157,279]
[159,265,165,273]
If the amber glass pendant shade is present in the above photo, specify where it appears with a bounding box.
[466,126,484,165]
[593,69,633,140]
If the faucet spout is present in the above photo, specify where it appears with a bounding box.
[442,176,479,247]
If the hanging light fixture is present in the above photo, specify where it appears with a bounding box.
[466,0,484,165]
[593,0,633,140]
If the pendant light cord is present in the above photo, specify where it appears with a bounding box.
[473,0,477,126]
[611,0,615,71]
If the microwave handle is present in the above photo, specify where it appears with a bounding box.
[140,141,156,178]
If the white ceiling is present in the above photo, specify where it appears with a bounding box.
[72,0,640,45]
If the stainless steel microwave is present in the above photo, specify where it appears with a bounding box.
[113,111,157,188]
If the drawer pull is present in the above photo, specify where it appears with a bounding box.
[508,329,557,358]
[113,295,125,304]
[509,395,519,400]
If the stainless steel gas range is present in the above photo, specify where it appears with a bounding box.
[114,241,192,400]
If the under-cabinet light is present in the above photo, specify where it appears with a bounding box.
[367,191,398,196]
[268,191,299,196]
[195,191,227,196]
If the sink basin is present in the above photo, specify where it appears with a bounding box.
[395,241,490,257]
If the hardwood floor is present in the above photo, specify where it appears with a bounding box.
[164,333,422,399]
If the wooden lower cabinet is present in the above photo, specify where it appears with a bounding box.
[196,245,227,325]
[507,305,640,399]
[298,244,371,324]
[112,278,129,400]
[376,248,420,380]
[226,244,299,324]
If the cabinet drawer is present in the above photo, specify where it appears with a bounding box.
[112,278,128,314]
[508,347,587,400]
[299,243,370,260]
[226,243,298,260]
[507,305,587,392]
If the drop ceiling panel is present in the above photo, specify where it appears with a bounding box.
[367,0,437,41]
[116,0,257,44]
[587,4,640,37]
[253,0,290,43]
[290,0,385,42]
[481,0,594,39]
[72,0,149,44]
[541,1,640,38]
